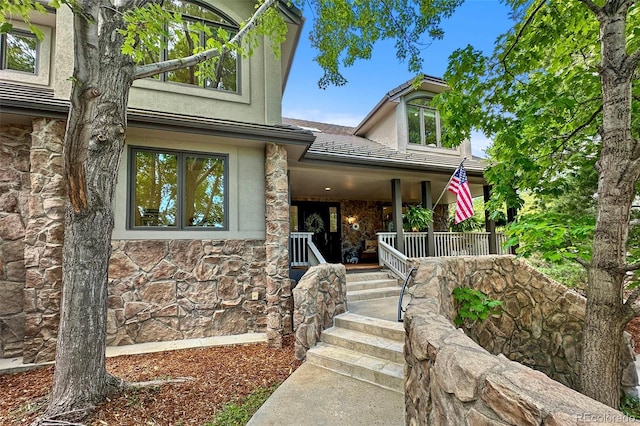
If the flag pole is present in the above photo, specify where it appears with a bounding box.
[432,157,467,211]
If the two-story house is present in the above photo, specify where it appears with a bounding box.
[0,1,493,365]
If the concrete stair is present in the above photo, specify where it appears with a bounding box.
[345,271,401,302]
[306,310,405,393]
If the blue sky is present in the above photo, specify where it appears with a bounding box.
[282,1,515,157]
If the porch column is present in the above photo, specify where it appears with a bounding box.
[421,181,435,256]
[391,179,404,253]
[484,185,497,254]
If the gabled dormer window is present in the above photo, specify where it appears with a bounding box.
[148,0,239,93]
[407,97,443,147]
[1,29,38,74]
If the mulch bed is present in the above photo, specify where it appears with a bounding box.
[0,335,301,425]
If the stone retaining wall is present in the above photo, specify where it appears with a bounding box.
[404,256,637,424]
[0,124,31,359]
[292,264,346,360]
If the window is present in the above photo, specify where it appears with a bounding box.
[1,30,38,74]
[129,147,227,229]
[146,0,239,92]
[407,97,443,147]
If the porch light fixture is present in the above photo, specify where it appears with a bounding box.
[325,187,331,191]
[347,216,356,225]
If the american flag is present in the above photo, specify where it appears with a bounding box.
[448,166,474,224]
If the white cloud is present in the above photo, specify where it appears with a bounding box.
[283,108,365,127]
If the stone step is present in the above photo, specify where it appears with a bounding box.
[320,327,404,364]
[346,271,392,283]
[306,342,404,393]
[334,312,405,341]
[347,286,401,302]
[346,278,399,292]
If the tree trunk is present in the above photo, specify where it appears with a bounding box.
[45,0,134,419]
[580,0,639,408]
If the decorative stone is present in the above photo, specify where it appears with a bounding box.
[124,240,168,272]
[0,281,24,315]
[138,281,176,306]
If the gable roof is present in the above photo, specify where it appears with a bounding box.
[283,117,485,177]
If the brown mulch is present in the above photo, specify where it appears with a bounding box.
[627,317,640,351]
[0,335,302,425]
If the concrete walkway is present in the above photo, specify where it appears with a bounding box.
[248,295,406,425]
[0,333,266,375]
[247,362,404,426]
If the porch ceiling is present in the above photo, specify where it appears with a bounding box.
[288,161,487,204]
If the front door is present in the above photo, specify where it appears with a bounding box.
[294,201,341,263]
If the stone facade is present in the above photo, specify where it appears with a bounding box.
[0,120,295,361]
[264,143,292,348]
[404,256,637,425]
[0,124,31,359]
[340,200,384,260]
[292,263,347,360]
[22,118,66,364]
[107,239,269,345]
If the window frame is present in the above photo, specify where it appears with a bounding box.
[1,29,39,74]
[0,22,51,86]
[406,95,443,147]
[155,0,240,93]
[127,146,229,231]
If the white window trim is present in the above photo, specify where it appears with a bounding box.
[0,22,51,86]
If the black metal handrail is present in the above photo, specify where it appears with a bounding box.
[397,267,417,322]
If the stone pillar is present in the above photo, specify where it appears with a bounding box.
[0,125,31,359]
[22,118,66,363]
[264,143,290,348]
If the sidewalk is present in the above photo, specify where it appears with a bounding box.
[247,362,405,426]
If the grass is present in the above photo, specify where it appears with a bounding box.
[205,383,280,426]
[621,394,640,420]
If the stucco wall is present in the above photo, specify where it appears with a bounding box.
[404,256,637,425]
[112,128,267,241]
[0,125,31,359]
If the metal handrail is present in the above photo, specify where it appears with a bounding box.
[398,267,417,322]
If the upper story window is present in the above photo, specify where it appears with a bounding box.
[1,29,38,74]
[149,0,239,92]
[407,97,443,147]
[129,147,228,230]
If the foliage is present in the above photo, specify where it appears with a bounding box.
[403,205,433,231]
[305,0,465,88]
[452,287,503,327]
[524,254,587,290]
[205,383,280,426]
[621,394,640,420]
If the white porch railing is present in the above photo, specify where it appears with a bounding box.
[378,231,508,258]
[378,240,409,279]
[290,232,326,266]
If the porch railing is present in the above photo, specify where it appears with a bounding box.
[378,240,409,279]
[290,232,326,267]
[378,231,507,258]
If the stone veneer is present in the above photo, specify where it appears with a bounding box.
[264,143,292,348]
[0,118,294,361]
[292,263,347,360]
[341,200,384,260]
[404,256,637,425]
[22,118,66,364]
[107,239,269,345]
[0,124,31,359]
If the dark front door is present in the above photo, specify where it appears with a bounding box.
[294,201,341,263]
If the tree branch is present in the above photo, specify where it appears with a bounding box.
[575,0,602,15]
[624,47,640,75]
[554,104,603,142]
[616,262,640,272]
[574,256,591,269]
[624,286,640,322]
[501,0,546,71]
[134,0,279,80]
